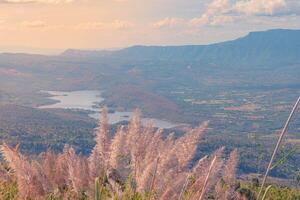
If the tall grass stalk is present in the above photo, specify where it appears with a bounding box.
[270,146,298,171]
[95,177,101,200]
[147,157,159,200]
[178,173,191,200]
[257,97,300,199]
[198,156,217,200]
[261,185,273,200]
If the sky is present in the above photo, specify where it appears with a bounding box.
[0,0,300,54]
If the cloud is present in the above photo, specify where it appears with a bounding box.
[205,0,231,16]
[152,17,185,29]
[233,0,287,15]
[75,22,105,30]
[152,1,235,29]
[21,20,47,28]
[75,20,134,30]
[0,0,73,4]
[210,15,234,26]
[111,20,134,30]
[12,20,135,31]
[189,15,209,27]
[189,0,233,27]
[189,0,300,27]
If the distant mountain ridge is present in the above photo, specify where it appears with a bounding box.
[62,29,300,66]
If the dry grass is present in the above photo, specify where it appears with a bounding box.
[0,107,240,200]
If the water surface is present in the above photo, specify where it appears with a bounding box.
[39,90,178,129]
[39,90,103,111]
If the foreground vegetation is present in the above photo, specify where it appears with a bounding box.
[1,176,300,200]
[0,108,239,199]
[0,108,299,199]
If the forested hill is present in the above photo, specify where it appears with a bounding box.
[62,29,300,66]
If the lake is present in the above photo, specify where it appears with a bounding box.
[39,90,178,129]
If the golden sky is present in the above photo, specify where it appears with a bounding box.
[0,0,299,54]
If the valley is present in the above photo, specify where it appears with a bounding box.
[0,29,300,180]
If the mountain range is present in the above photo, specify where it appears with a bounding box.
[62,29,300,66]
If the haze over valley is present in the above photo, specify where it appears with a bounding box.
[0,29,299,180]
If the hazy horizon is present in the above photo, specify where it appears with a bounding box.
[1,28,299,55]
[0,0,300,54]
[0,29,268,55]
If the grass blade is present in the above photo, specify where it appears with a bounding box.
[261,185,273,200]
[199,156,217,200]
[257,97,300,199]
